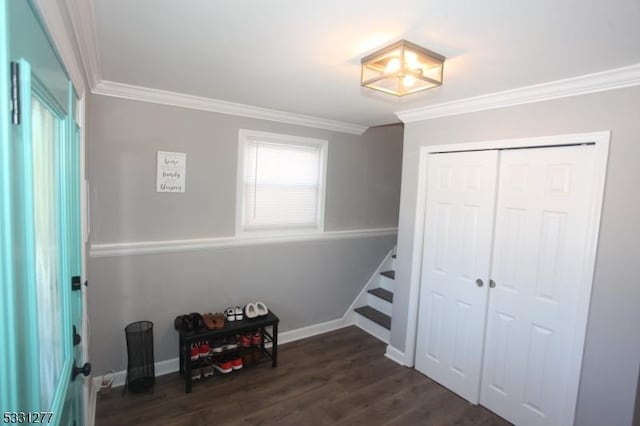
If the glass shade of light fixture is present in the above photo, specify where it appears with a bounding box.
[361,39,445,96]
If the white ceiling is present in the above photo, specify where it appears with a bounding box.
[92,0,640,127]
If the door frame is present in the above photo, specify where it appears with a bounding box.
[404,131,610,425]
[30,3,91,425]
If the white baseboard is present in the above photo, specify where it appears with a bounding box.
[384,345,406,366]
[278,316,354,345]
[87,380,96,426]
[155,357,180,377]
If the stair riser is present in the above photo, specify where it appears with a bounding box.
[379,276,394,293]
[367,294,393,316]
[355,315,390,344]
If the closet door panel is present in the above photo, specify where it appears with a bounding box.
[415,151,499,403]
[480,145,596,426]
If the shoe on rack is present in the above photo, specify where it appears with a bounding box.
[174,315,186,331]
[211,339,225,353]
[238,333,252,347]
[203,365,214,378]
[192,368,202,381]
[234,306,244,321]
[212,312,226,329]
[224,336,238,350]
[255,302,269,316]
[199,341,210,358]
[214,359,233,374]
[190,344,199,361]
[245,303,258,319]
[188,313,204,331]
[231,357,243,370]
[202,313,217,330]
[251,331,262,346]
[224,307,236,322]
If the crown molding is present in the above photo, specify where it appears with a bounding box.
[59,0,368,135]
[31,0,87,97]
[92,80,368,135]
[396,63,640,123]
[64,0,102,89]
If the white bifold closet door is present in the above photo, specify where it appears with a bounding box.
[414,150,500,403]
[480,145,596,425]
[415,145,596,426]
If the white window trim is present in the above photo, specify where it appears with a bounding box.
[235,129,328,237]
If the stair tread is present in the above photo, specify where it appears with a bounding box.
[355,306,391,330]
[380,270,395,280]
[368,288,394,303]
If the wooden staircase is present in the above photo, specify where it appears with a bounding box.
[353,251,396,343]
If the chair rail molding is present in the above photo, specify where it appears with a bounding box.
[90,227,398,258]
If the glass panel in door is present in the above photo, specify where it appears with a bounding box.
[32,94,65,412]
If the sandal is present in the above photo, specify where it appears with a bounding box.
[245,303,258,319]
[255,302,269,316]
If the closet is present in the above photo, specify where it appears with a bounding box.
[415,144,598,426]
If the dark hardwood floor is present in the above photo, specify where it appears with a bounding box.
[95,326,510,426]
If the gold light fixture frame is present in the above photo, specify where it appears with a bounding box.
[361,39,445,96]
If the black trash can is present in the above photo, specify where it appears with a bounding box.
[124,321,155,393]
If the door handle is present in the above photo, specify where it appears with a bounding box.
[71,362,91,380]
[489,279,496,288]
[73,325,81,346]
[475,278,484,287]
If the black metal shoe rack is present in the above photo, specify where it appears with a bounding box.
[178,311,279,393]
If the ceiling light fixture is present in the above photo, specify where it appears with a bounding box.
[361,39,445,97]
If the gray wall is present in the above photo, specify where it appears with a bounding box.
[86,94,403,373]
[87,95,402,242]
[392,86,640,426]
[635,373,640,426]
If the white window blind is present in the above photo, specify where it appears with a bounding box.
[238,130,327,233]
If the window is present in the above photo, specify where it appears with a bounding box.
[237,130,327,234]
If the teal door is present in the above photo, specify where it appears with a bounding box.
[0,1,86,425]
